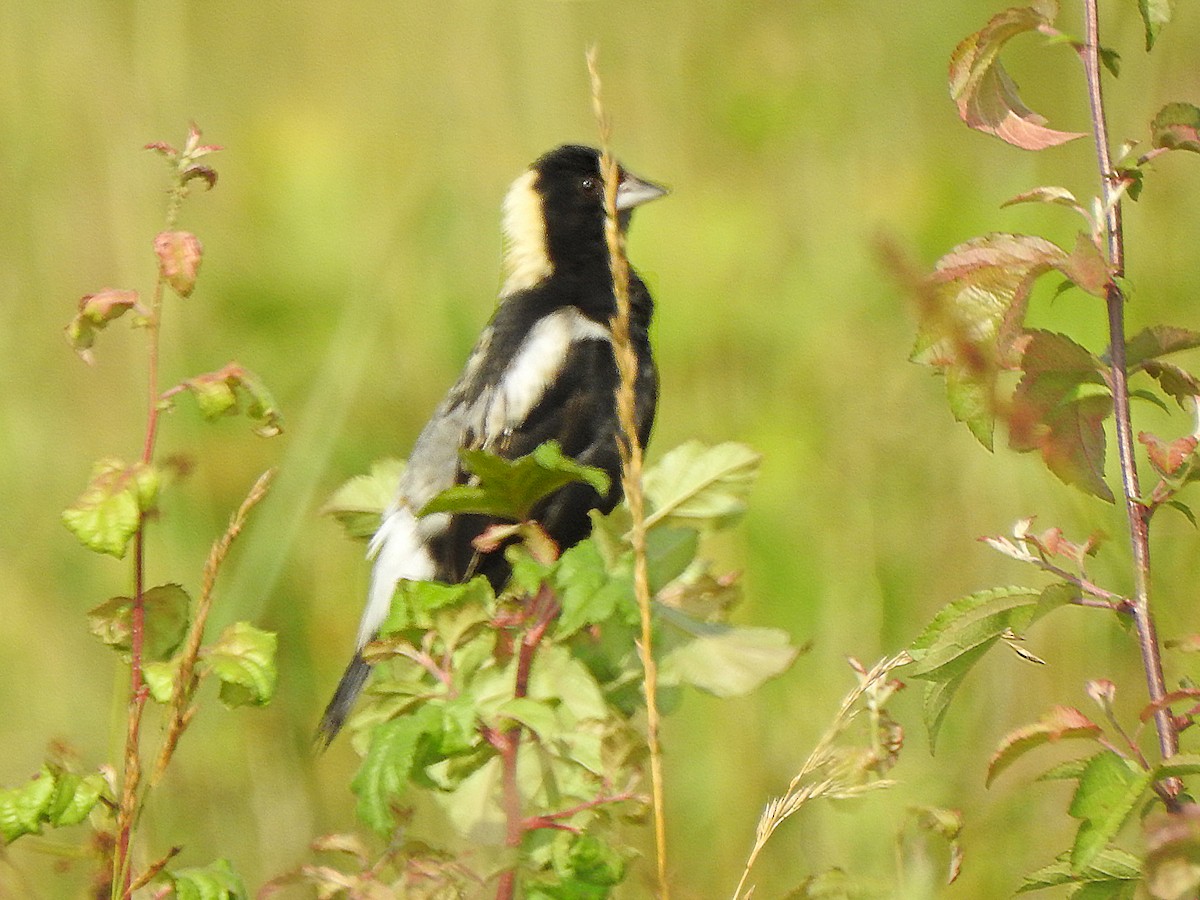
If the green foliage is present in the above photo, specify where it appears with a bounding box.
[0,764,109,843]
[322,438,790,892]
[88,583,191,661]
[62,458,160,558]
[161,858,248,900]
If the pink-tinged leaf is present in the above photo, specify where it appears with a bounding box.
[64,288,141,363]
[1029,525,1103,565]
[61,459,160,558]
[949,3,1086,150]
[987,705,1102,787]
[170,362,283,437]
[1151,102,1200,153]
[1086,679,1116,714]
[145,141,178,159]
[182,122,223,160]
[153,230,203,298]
[912,234,1068,449]
[1143,359,1200,408]
[181,165,218,190]
[1126,325,1200,368]
[1001,185,1090,221]
[1058,232,1111,298]
[1140,432,1197,475]
[1009,331,1114,501]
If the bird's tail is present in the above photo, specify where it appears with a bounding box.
[315,651,371,747]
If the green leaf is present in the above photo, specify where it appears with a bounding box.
[421,441,609,522]
[1155,753,1200,779]
[381,577,494,636]
[496,698,559,737]
[1139,0,1177,50]
[1017,847,1141,893]
[165,858,248,900]
[908,585,1068,748]
[153,229,203,298]
[0,765,108,843]
[949,2,1086,150]
[1068,751,1154,873]
[62,458,159,558]
[321,458,404,541]
[143,657,182,704]
[642,441,761,530]
[353,704,443,834]
[202,622,277,707]
[657,606,798,697]
[87,583,191,661]
[986,705,1102,786]
[1009,331,1113,501]
[551,539,634,639]
[172,362,283,437]
[551,832,626,886]
[64,288,140,363]
[912,234,1069,449]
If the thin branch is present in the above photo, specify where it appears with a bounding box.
[1079,0,1179,777]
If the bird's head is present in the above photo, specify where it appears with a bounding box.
[500,145,667,296]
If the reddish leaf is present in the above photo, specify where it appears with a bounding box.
[912,234,1068,449]
[1152,102,1200,154]
[1140,432,1197,475]
[1058,232,1111,298]
[64,288,141,363]
[1009,331,1113,500]
[1143,359,1200,408]
[949,3,1086,150]
[987,705,1102,786]
[153,230,203,298]
[170,362,283,437]
[1126,326,1200,368]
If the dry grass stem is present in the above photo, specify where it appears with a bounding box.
[587,45,670,899]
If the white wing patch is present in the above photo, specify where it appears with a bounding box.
[499,170,552,297]
[482,307,611,441]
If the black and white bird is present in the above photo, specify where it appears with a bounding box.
[317,145,667,744]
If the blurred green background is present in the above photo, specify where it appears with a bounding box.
[4,1,1200,896]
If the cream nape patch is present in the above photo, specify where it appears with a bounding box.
[499,169,553,297]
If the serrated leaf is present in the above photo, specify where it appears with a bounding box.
[1009,331,1113,501]
[87,583,191,661]
[1140,432,1197,475]
[551,539,634,638]
[1126,326,1200,368]
[421,441,609,522]
[1017,848,1142,892]
[321,458,404,541]
[64,288,140,363]
[62,458,158,558]
[352,704,443,834]
[1069,751,1154,873]
[987,706,1102,786]
[172,363,283,437]
[154,230,203,298]
[642,441,760,530]
[201,622,277,707]
[380,577,494,636]
[1143,359,1200,408]
[1139,0,1176,50]
[166,858,247,900]
[1059,232,1111,298]
[657,606,797,697]
[912,234,1069,449]
[949,3,1085,150]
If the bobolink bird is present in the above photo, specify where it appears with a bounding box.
[317,145,667,744]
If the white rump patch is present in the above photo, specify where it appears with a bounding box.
[358,506,437,646]
[499,170,552,296]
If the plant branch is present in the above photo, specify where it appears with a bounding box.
[1079,0,1179,777]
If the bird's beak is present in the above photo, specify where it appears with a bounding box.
[615,171,669,211]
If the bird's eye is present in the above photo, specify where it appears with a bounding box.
[581,176,599,195]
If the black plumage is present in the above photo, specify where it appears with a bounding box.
[317,145,666,744]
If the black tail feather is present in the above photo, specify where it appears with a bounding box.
[316,652,370,748]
